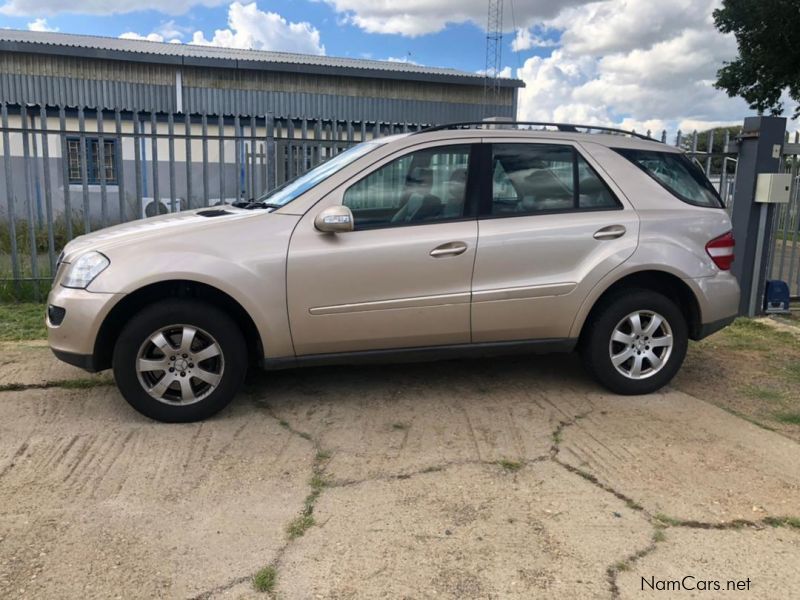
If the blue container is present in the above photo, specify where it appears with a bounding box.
[764,280,791,314]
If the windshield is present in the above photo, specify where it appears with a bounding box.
[256,141,383,207]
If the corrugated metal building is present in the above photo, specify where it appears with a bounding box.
[0,30,521,123]
[0,30,522,227]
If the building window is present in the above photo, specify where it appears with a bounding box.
[67,137,118,184]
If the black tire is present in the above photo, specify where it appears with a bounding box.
[581,289,688,395]
[113,299,247,422]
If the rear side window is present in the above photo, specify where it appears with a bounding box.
[614,148,723,208]
[490,144,620,216]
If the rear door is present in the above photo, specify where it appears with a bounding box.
[471,140,640,342]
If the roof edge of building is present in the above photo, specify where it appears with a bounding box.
[0,30,525,89]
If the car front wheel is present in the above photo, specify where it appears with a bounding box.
[581,289,688,395]
[113,299,247,422]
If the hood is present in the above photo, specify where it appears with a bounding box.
[61,207,264,261]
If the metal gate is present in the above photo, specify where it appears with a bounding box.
[768,131,800,298]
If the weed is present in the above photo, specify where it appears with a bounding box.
[391,422,409,430]
[497,459,523,472]
[626,499,643,511]
[286,514,315,539]
[764,516,800,529]
[652,529,667,543]
[252,565,277,593]
[613,560,630,572]
[654,513,683,527]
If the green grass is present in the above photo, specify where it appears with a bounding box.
[720,318,797,351]
[654,513,683,527]
[286,514,315,539]
[252,565,277,593]
[773,412,800,425]
[739,385,785,403]
[497,459,523,472]
[0,303,46,340]
[764,516,800,529]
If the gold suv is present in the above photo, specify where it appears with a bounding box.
[47,123,739,422]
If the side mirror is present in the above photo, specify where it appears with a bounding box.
[314,205,354,233]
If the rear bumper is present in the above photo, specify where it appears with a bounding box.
[686,271,740,340]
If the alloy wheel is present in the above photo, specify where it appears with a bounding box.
[136,324,224,405]
[608,310,673,380]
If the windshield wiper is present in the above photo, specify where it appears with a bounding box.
[232,200,283,210]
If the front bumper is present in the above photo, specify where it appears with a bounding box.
[47,285,124,372]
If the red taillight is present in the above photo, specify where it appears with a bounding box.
[706,231,735,270]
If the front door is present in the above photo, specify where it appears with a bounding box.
[287,142,479,356]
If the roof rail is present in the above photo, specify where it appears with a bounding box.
[417,121,658,142]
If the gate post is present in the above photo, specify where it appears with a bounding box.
[730,116,787,316]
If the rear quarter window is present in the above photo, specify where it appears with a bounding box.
[614,148,724,208]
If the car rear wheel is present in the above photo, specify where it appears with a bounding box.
[581,289,687,395]
[113,299,247,422]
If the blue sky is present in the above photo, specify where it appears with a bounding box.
[0,1,555,72]
[1,0,794,134]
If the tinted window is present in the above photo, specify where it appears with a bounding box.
[614,148,723,208]
[343,145,471,229]
[490,144,619,216]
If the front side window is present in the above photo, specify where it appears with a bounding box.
[343,145,471,229]
[67,137,117,184]
[490,144,619,216]
[614,148,723,208]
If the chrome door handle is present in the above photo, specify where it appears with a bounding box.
[594,225,626,240]
[430,241,468,257]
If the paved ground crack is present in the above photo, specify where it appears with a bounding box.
[547,406,800,599]
[0,378,113,393]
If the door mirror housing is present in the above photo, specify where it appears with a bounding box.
[315,206,354,233]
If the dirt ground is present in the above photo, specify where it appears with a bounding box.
[1,325,799,599]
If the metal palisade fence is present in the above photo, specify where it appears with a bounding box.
[0,103,429,300]
[768,131,800,298]
[0,105,770,300]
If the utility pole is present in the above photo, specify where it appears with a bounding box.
[483,0,503,117]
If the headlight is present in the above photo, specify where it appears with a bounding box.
[61,251,110,289]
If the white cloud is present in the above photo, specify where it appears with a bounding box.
[26,17,58,31]
[476,66,513,79]
[120,31,170,42]
[514,0,766,134]
[386,55,420,65]
[323,0,594,37]
[191,2,324,55]
[511,28,556,52]
[154,19,192,41]
[1,0,224,16]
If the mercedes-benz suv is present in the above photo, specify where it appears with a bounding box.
[47,122,739,422]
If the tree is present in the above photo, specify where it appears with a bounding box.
[713,0,800,118]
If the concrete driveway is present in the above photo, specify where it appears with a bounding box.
[1,341,798,599]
